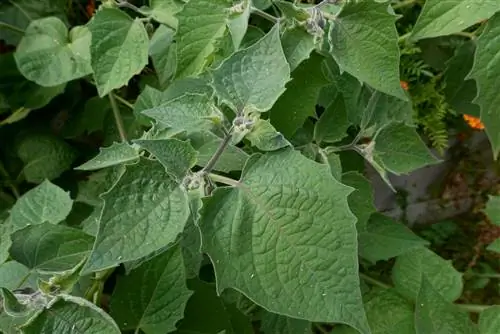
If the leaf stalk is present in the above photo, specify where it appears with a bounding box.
[0,22,24,34]
[0,160,20,199]
[208,173,240,187]
[200,127,234,175]
[109,92,128,143]
[251,7,279,23]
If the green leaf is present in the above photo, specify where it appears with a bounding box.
[341,172,376,230]
[149,25,176,88]
[358,213,429,263]
[392,247,463,302]
[14,17,92,87]
[181,212,203,279]
[176,0,232,78]
[1,288,32,317]
[76,165,125,206]
[212,24,290,113]
[260,311,311,334]
[328,0,405,100]
[0,221,13,264]
[228,0,251,50]
[89,8,149,97]
[270,52,328,137]
[134,138,198,180]
[410,0,500,41]
[443,41,480,116]
[9,180,72,230]
[415,277,478,334]
[9,223,94,273]
[373,123,439,175]
[0,261,36,291]
[62,96,111,138]
[110,244,192,333]
[246,119,291,151]
[75,142,140,171]
[189,131,249,173]
[149,0,184,28]
[82,159,189,274]
[467,12,500,159]
[21,295,120,334]
[479,306,500,334]
[199,149,369,332]
[16,133,77,184]
[314,94,350,144]
[486,238,500,254]
[143,93,223,134]
[0,0,67,45]
[281,27,315,71]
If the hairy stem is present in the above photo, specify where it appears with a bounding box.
[109,92,128,143]
[208,173,240,187]
[0,22,24,34]
[113,93,135,110]
[251,7,279,23]
[0,160,20,199]
[201,128,233,175]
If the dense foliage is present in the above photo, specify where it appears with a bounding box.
[0,0,499,333]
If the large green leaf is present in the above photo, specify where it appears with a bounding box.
[0,0,66,45]
[143,93,222,134]
[212,24,290,113]
[149,0,184,28]
[14,17,92,87]
[358,213,429,263]
[149,25,176,88]
[314,94,350,144]
[467,12,500,159]
[0,261,36,291]
[227,0,250,50]
[281,27,315,71]
[342,172,376,230]
[415,277,478,334]
[16,133,77,184]
[270,52,328,137]
[9,180,72,230]
[373,123,439,175]
[0,222,12,264]
[75,142,140,171]
[181,212,203,279]
[89,8,149,97]
[81,159,189,274]
[175,0,232,77]
[21,295,120,334]
[479,306,500,334]
[9,223,93,273]
[260,311,311,334]
[328,0,405,100]
[411,0,500,41]
[110,244,192,334]
[199,149,369,332]
[392,247,463,302]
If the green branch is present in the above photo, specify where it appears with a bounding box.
[208,173,240,187]
[109,92,128,143]
[251,7,279,23]
[0,22,24,35]
[0,160,20,199]
[113,93,134,110]
[201,127,234,175]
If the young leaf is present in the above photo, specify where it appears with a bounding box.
[142,93,222,134]
[81,159,189,274]
[415,277,478,334]
[16,133,77,183]
[21,295,121,334]
[281,27,315,71]
[410,0,500,41]
[260,311,311,334]
[75,142,140,171]
[373,123,440,175]
[199,149,369,332]
[88,8,149,97]
[227,0,251,50]
[176,0,232,78]
[14,18,92,87]
[110,244,192,334]
[328,0,405,100]
[9,180,73,230]
[358,213,429,263]
[134,138,198,180]
[9,223,94,273]
[479,306,500,334]
[270,52,329,137]
[342,171,376,230]
[392,247,463,302]
[149,0,184,28]
[245,119,291,151]
[466,13,500,159]
[212,24,290,113]
[314,94,350,144]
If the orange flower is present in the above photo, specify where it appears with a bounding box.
[86,0,96,18]
[400,80,409,91]
[463,114,484,130]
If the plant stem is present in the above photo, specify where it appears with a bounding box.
[251,7,279,23]
[109,92,128,143]
[115,0,142,13]
[0,22,24,34]
[392,0,417,10]
[456,304,491,313]
[201,128,233,175]
[466,272,500,279]
[0,160,20,199]
[398,32,411,43]
[453,31,476,39]
[360,273,392,289]
[113,93,134,110]
[208,173,240,187]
